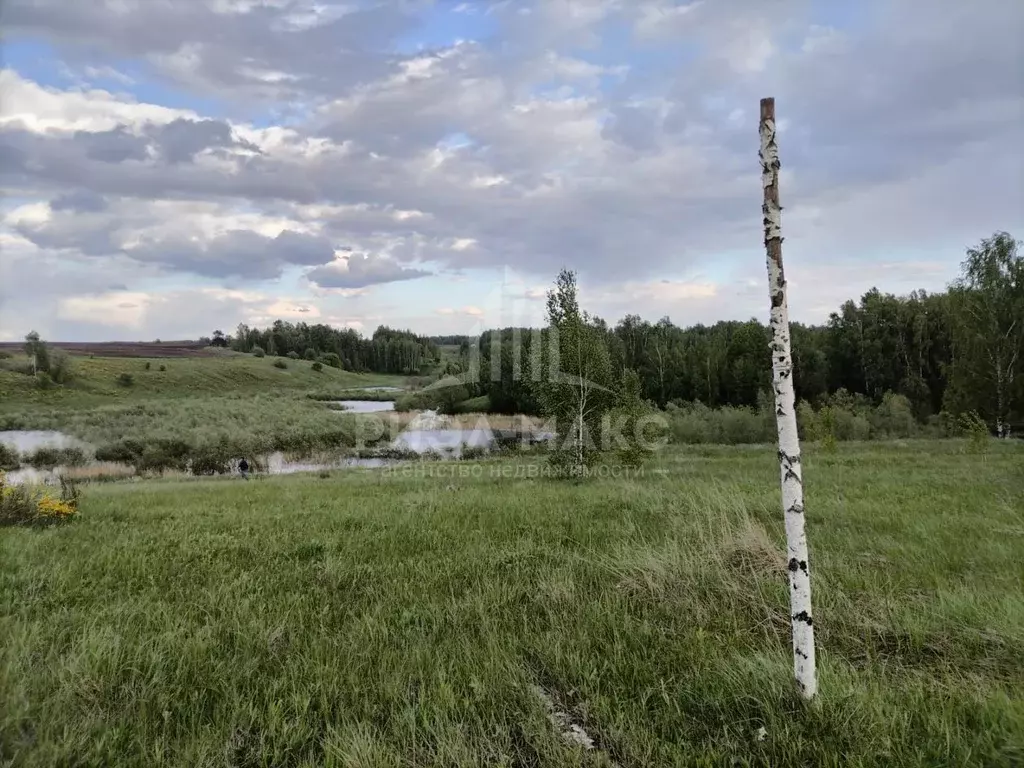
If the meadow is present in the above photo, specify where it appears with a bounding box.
[1,441,1022,767]
[0,354,409,471]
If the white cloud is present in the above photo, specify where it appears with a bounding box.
[2,0,1022,340]
[57,291,151,327]
[0,69,195,133]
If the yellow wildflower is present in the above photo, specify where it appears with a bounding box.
[36,494,77,518]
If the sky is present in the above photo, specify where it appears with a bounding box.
[1,0,1022,342]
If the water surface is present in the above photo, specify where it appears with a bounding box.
[0,430,88,453]
[332,400,395,413]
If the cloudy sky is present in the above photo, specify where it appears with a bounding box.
[1,0,1021,342]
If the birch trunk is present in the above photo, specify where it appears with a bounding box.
[759,97,817,700]
[995,355,1006,439]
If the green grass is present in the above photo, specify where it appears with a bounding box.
[0,354,405,406]
[2,441,1022,766]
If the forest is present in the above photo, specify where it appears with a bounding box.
[231,323,441,376]
[231,232,1022,434]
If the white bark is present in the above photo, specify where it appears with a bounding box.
[760,99,817,700]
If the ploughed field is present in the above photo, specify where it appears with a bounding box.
[0,341,218,358]
[1,441,1021,767]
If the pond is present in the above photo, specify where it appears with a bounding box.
[0,430,89,453]
[263,452,390,474]
[331,400,395,413]
[1,415,552,485]
[391,428,494,457]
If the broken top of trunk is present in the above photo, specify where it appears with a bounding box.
[759,96,818,701]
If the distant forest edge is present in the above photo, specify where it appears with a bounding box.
[4,232,1019,435]
[225,232,1023,434]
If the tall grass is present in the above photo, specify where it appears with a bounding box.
[1,442,1021,766]
[664,392,947,445]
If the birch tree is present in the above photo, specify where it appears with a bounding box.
[535,269,615,478]
[24,331,48,376]
[947,232,1024,438]
[759,97,817,700]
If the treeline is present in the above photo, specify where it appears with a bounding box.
[230,321,440,375]
[462,232,1022,435]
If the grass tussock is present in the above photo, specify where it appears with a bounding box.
[0,442,1021,766]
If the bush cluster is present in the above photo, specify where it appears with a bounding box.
[663,389,958,446]
[0,472,80,528]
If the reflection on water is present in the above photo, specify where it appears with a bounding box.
[263,452,389,474]
[390,428,494,456]
[332,400,395,413]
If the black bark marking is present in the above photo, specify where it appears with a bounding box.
[776,404,786,417]
[786,503,804,516]
[770,289,784,308]
[792,611,813,626]
[787,558,809,573]
[778,449,801,466]
[794,648,809,660]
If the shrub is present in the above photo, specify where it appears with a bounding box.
[48,348,72,384]
[0,443,20,471]
[5,361,35,376]
[117,372,135,387]
[311,361,323,372]
[159,364,166,372]
[286,351,300,360]
[95,439,147,465]
[1,471,80,528]
[304,348,317,360]
[273,360,288,370]
[958,411,990,453]
[145,361,151,370]
[796,400,820,441]
[461,445,488,460]
[188,446,231,476]
[25,447,88,469]
[252,346,266,358]
[871,392,917,439]
[320,352,342,369]
[819,407,838,453]
[35,372,55,390]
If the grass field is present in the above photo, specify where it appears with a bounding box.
[2,441,1021,766]
[0,353,404,405]
[0,355,410,469]
[0,341,214,358]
